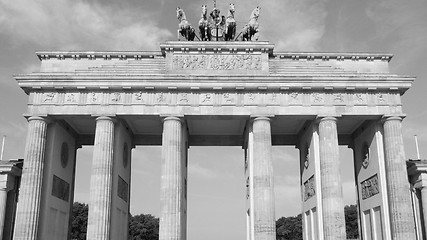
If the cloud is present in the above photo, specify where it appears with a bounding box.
[0,0,172,50]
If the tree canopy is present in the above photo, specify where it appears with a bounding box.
[71,202,358,240]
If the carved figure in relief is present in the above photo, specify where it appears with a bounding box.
[239,6,260,41]
[66,93,76,102]
[43,92,56,102]
[355,93,364,103]
[377,93,385,103]
[224,3,236,41]
[90,92,97,102]
[111,92,121,102]
[334,93,344,102]
[313,93,323,103]
[361,175,379,200]
[176,7,196,41]
[157,93,167,103]
[198,5,212,41]
[135,91,144,101]
[223,93,234,103]
[202,93,212,103]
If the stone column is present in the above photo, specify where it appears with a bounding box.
[252,117,275,240]
[87,116,115,240]
[318,116,346,240]
[420,187,427,236]
[13,116,48,240]
[160,116,186,240]
[383,116,416,239]
[0,176,11,240]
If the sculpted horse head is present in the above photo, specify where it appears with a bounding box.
[250,6,260,21]
[201,5,207,19]
[176,7,186,22]
[176,7,195,41]
[199,5,211,41]
[224,3,236,41]
[240,6,261,41]
[228,3,235,17]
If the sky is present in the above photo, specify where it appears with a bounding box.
[1,0,427,239]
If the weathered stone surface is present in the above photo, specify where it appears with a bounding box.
[13,117,48,240]
[87,116,115,240]
[318,116,346,240]
[250,117,275,240]
[383,116,416,239]
[160,117,187,240]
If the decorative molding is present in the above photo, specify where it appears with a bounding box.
[33,90,399,107]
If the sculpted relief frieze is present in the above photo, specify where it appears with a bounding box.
[172,54,262,70]
[361,174,380,200]
[34,91,398,107]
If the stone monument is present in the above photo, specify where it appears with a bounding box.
[4,5,418,240]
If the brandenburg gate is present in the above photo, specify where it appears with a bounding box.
[8,39,416,240]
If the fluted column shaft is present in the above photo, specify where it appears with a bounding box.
[383,116,416,239]
[318,116,346,240]
[160,117,185,240]
[252,117,276,240]
[0,179,10,240]
[87,116,115,240]
[12,116,48,240]
[420,187,427,236]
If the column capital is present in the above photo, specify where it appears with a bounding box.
[252,116,271,122]
[26,116,51,124]
[315,115,338,123]
[162,116,183,122]
[94,115,116,122]
[382,115,406,123]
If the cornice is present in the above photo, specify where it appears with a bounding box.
[36,51,163,61]
[272,52,393,62]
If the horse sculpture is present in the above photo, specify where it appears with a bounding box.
[241,6,260,41]
[224,3,236,41]
[177,7,196,41]
[198,5,211,41]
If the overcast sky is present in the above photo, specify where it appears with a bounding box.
[1,0,427,239]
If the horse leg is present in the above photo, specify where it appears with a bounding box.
[177,29,181,41]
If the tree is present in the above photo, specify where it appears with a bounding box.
[344,204,359,239]
[128,214,159,240]
[71,202,88,240]
[275,204,359,240]
[276,214,302,240]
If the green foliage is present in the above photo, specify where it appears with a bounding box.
[71,202,159,240]
[275,204,359,240]
[344,204,359,239]
[128,214,159,240]
[276,214,302,240]
[71,202,88,240]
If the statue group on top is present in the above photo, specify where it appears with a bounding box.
[176,2,260,42]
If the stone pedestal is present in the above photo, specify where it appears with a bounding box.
[13,117,48,240]
[318,116,346,240]
[251,117,276,240]
[87,116,116,240]
[159,116,187,240]
[383,116,416,239]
